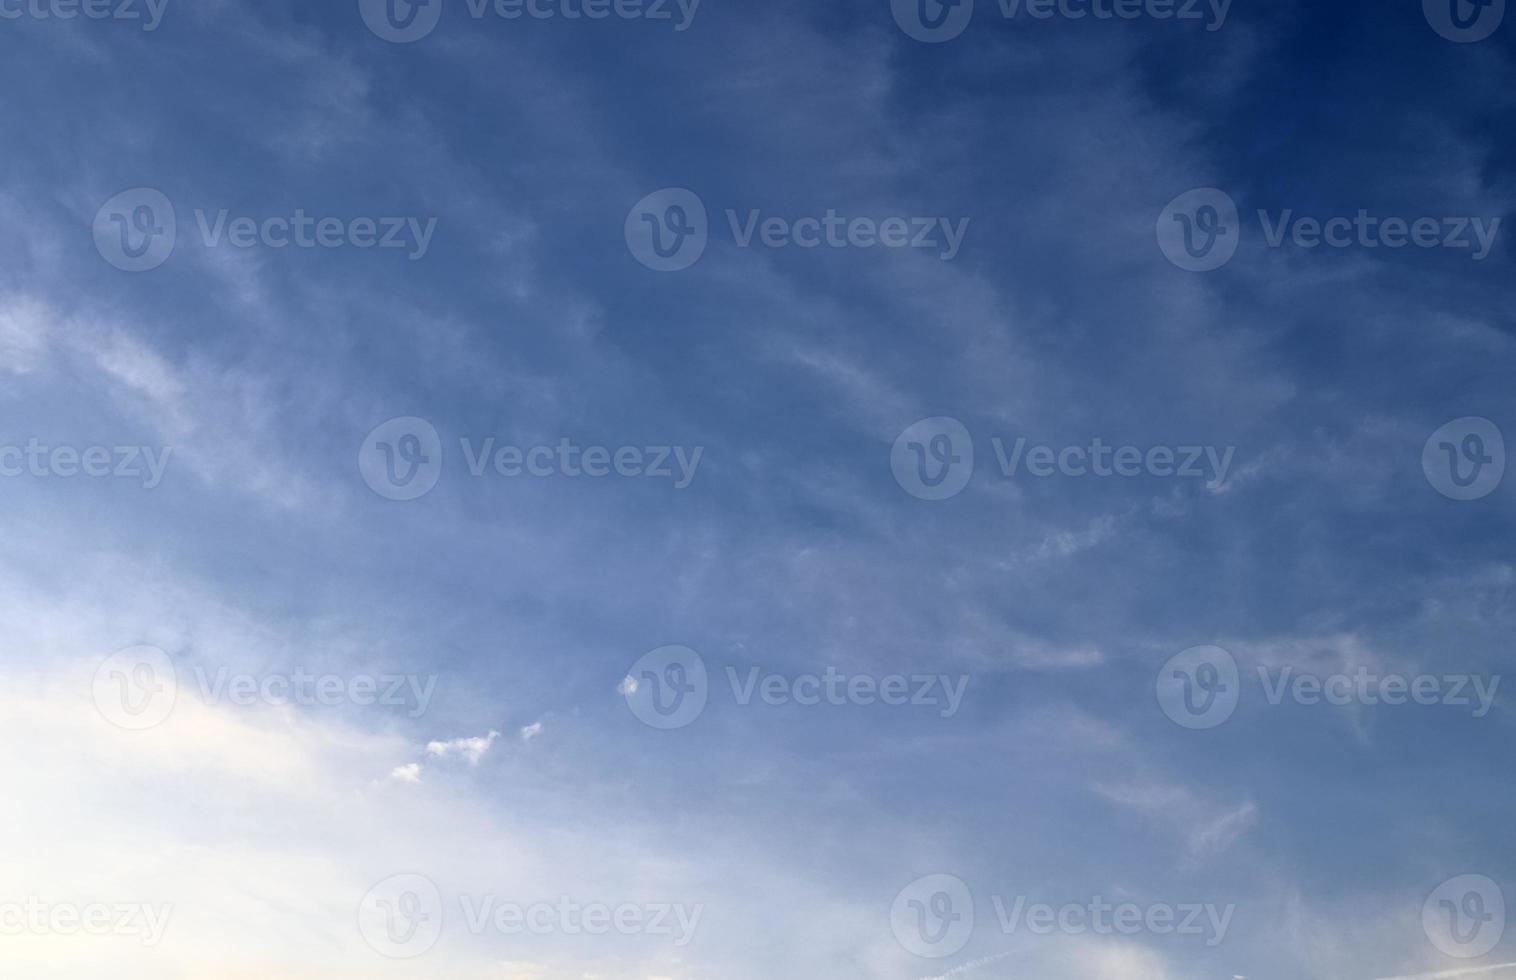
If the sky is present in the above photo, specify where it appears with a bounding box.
[0,0,1514,977]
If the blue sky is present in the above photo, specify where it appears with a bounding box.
[1,0,1514,977]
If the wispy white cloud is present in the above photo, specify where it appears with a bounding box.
[425,730,501,766]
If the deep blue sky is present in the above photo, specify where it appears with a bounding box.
[0,0,1513,977]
